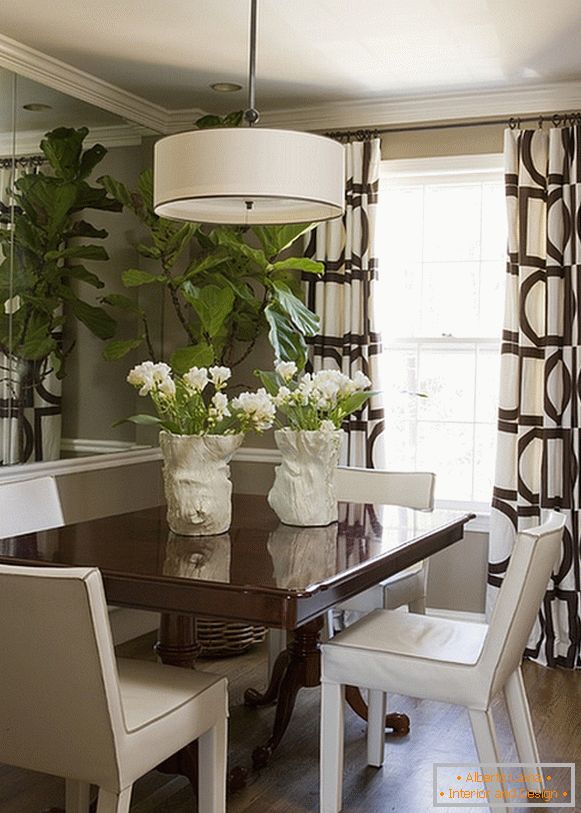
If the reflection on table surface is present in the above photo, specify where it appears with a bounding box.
[0,494,467,594]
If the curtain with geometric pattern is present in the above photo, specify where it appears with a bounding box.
[489,126,581,669]
[304,137,385,468]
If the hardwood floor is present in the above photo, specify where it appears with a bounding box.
[2,632,579,813]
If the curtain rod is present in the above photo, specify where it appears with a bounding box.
[0,155,46,169]
[325,110,581,141]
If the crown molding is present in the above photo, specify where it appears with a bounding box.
[0,32,169,133]
[0,123,148,158]
[257,80,581,132]
[2,32,581,138]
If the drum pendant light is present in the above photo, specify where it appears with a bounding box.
[153,0,345,225]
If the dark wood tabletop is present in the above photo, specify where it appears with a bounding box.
[0,493,473,630]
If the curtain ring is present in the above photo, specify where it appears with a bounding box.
[538,115,544,129]
[552,113,562,127]
[508,117,520,130]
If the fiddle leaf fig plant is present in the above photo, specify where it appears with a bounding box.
[98,169,325,372]
[0,127,121,378]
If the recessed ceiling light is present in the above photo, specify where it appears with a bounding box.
[22,103,53,112]
[210,82,242,93]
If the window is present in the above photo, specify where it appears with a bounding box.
[375,155,506,509]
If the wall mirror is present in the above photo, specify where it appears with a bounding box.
[1,68,160,467]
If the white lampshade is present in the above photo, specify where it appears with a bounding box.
[153,128,345,225]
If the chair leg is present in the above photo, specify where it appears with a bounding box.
[95,788,132,813]
[198,716,227,813]
[65,780,91,813]
[320,681,345,813]
[468,708,508,813]
[268,628,287,677]
[504,667,543,791]
[367,689,387,767]
[407,596,426,614]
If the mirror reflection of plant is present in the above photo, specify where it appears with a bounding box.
[98,176,325,373]
[0,127,121,381]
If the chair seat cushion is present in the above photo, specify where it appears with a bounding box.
[117,658,226,733]
[322,610,490,708]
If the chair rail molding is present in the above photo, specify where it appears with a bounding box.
[1,32,581,135]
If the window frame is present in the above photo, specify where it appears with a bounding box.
[378,153,505,530]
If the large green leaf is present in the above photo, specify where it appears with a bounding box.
[252,223,315,258]
[98,175,135,210]
[69,298,116,339]
[182,283,235,338]
[180,253,230,282]
[15,175,78,239]
[40,127,88,181]
[269,280,319,336]
[211,227,269,270]
[195,111,243,129]
[101,293,143,314]
[45,245,108,262]
[11,216,46,257]
[163,222,198,267]
[122,268,166,287]
[170,342,215,373]
[116,413,162,427]
[65,220,108,240]
[79,143,107,180]
[62,265,105,288]
[18,312,57,360]
[264,303,308,368]
[73,182,123,213]
[102,337,144,360]
[270,257,324,275]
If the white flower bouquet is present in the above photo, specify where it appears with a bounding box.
[126,361,275,435]
[256,361,374,431]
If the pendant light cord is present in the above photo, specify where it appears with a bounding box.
[244,0,260,126]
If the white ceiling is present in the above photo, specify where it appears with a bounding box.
[1,0,581,115]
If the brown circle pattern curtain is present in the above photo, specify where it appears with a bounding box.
[304,138,385,468]
[489,126,581,669]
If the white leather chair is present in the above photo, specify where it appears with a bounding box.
[320,511,566,813]
[0,476,65,535]
[0,563,228,813]
[334,467,436,617]
[0,476,160,646]
[267,468,436,677]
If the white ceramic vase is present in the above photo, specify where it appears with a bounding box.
[268,428,344,526]
[160,431,243,536]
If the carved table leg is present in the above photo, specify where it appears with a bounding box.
[345,685,410,735]
[248,617,324,769]
[245,648,290,707]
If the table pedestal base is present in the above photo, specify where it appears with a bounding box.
[245,616,410,769]
[246,617,323,769]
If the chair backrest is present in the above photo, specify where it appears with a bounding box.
[0,564,126,787]
[482,511,565,699]
[0,476,64,536]
[335,467,435,510]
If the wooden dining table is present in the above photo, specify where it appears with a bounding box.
[0,492,473,800]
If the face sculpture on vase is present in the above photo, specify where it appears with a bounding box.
[126,362,275,535]
[256,362,375,527]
